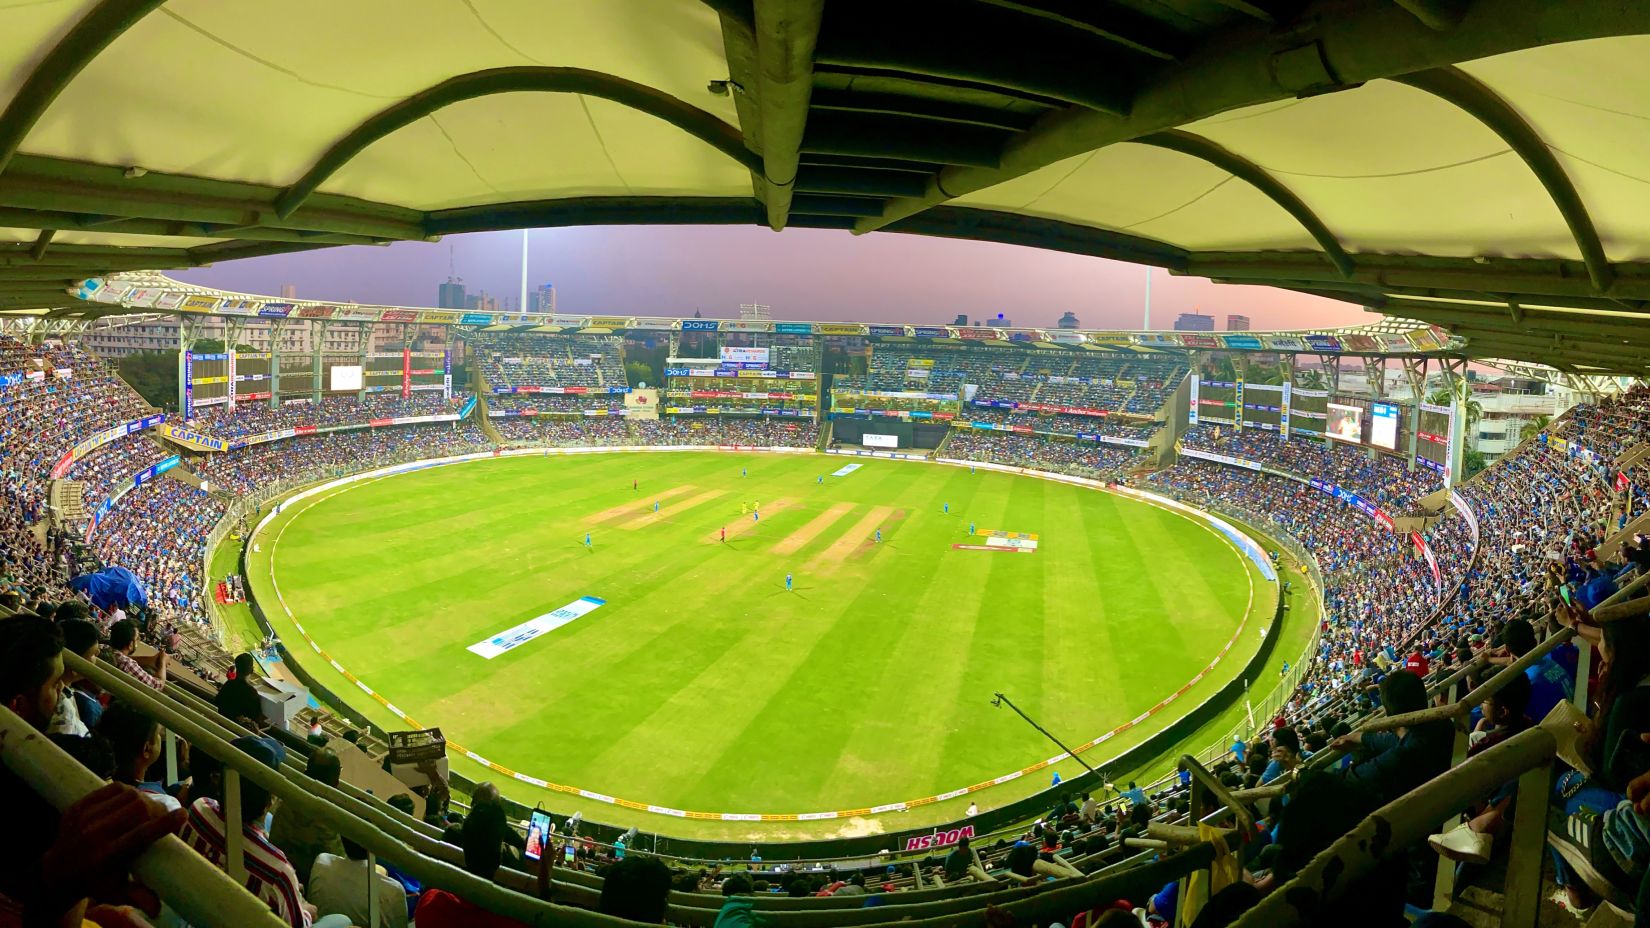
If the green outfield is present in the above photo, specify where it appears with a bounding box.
[244,450,1275,838]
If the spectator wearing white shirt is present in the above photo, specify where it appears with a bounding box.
[308,836,410,928]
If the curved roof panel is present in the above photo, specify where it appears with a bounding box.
[0,0,1647,372]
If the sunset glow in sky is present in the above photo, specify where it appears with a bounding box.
[178,225,1367,331]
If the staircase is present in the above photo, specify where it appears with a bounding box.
[470,373,508,446]
[51,479,87,523]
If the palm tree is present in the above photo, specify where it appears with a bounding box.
[1427,387,1482,430]
[1521,414,1552,443]
[1295,368,1327,390]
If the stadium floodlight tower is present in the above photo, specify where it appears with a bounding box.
[739,303,771,320]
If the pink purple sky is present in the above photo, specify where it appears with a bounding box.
[177,225,1365,331]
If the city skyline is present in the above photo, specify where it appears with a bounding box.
[176,224,1368,332]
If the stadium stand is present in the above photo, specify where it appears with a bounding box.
[5,328,1650,927]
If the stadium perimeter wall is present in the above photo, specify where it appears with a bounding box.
[232,446,1302,860]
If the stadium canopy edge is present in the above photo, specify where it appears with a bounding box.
[1,1,1649,371]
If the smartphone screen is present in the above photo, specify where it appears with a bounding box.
[564,843,577,864]
[525,811,552,861]
[1560,585,1573,606]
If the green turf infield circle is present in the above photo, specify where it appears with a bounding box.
[248,448,1274,835]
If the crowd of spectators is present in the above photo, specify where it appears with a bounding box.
[193,422,494,497]
[184,392,465,438]
[66,439,172,517]
[1181,423,1439,508]
[946,432,1139,479]
[959,406,1161,442]
[468,332,625,391]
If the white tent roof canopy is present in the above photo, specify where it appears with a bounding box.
[0,0,1647,372]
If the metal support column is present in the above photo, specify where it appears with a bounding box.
[269,320,283,409]
[311,320,324,403]
[1403,357,1428,472]
[357,323,369,404]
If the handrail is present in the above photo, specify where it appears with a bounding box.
[63,651,621,928]
[0,702,289,928]
[1234,726,1558,927]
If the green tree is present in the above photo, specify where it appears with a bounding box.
[1295,368,1327,390]
[1463,448,1489,479]
[116,351,178,410]
[1427,388,1482,431]
[1520,414,1551,443]
[623,360,655,387]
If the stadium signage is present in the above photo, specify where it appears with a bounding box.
[158,423,227,452]
[467,596,607,659]
[258,303,293,318]
[911,326,950,338]
[773,322,813,334]
[460,313,494,325]
[588,316,630,328]
[179,294,221,312]
[868,324,907,336]
[154,292,186,309]
[53,413,168,478]
[903,825,975,852]
[1178,334,1220,349]
[955,327,996,339]
[1221,335,1263,350]
[1303,334,1342,352]
[680,319,720,331]
[814,323,866,336]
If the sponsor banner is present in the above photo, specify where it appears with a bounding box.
[1262,335,1307,351]
[588,316,631,328]
[830,462,863,477]
[1306,478,1392,529]
[630,316,676,330]
[158,423,228,452]
[182,350,193,418]
[178,294,221,312]
[124,287,162,307]
[258,302,293,318]
[52,414,167,477]
[1376,334,1412,352]
[419,310,462,324]
[1340,334,1378,352]
[1221,334,1264,350]
[216,298,261,315]
[912,326,950,338]
[814,323,866,336]
[467,597,607,659]
[1180,447,1264,471]
[680,319,720,331]
[1134,332,1180,346]
[1303,334,1342,352]
[131,455,180,489]
[152,292,186,310]
[904,825,976,852]
[951,544,1033,553]
[720,346,770,364]
[334,306,378,322]
[1178,334,1221,349]
[717,320,774,333]
[73,278,104,301]
[985,536,1038,550]
[460,312,494,325]
[955,326,996,340]
[549,315,588,327]
[1044,332,1087,344]
[1406,327,1443,351]
[867,324,907,337]
[381,309,417,322]
[294,305,335,319]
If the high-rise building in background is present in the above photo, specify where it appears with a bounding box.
[951,314,967,326]
[279,283,297,299]
[526,283,556,314]
[1226,314,1251,331]
[1173,312,1214,332]
[465,291,498,312]
[987,312,1013,327]
[1056,312,1080,329]
[438,277,467,309]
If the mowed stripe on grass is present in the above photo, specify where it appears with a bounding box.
[584,483,695,525]
[806,505,894,571]
[618,489,728,530]
[770,502,855,555]
[705,497,798,543]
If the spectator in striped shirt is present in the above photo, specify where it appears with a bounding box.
[177,736,351,928]
[104,619,166,691]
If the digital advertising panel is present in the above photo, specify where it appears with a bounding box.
[329,365,364,392]
[1370,402,1400,450]
[1327,403,1363,444]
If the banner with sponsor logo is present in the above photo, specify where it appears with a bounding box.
[867,324,906,337]
[1262,335,1307,352]
[294,305,336,319]
[1340,334,1378,352]
[680,319,719,331]
[813,323,866,336]
[419,310,461,324]
[1303,334,1343,352]
[380,309,416,323]
[1180,447,1264,471]
[954,326,996,340]
[153,292,186,310]
[258,302,293,318]
[179,294,221,313]
[912,326,950,338]
[1220,334,1264,350]
[51,414,167,478]
[158,422,228,452]
[1178,333,1220,349]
